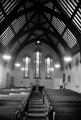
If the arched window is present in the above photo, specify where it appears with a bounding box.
[34,48,42,78]
[23,55,31,78]
[45,55,53,79]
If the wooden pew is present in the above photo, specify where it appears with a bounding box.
[0,87,31,120]
[45,89,81,120]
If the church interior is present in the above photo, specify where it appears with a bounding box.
[0,0,81,120]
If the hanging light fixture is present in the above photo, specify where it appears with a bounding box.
[15,63,21,67]
[64,55,72,62]
[54,63,61,68]
[3,54,11,60]
[3,47,11,60]
[50,67,54,71]
[21,67,25,71]
[63,29,72,62]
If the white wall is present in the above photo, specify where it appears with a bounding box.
[63,53,81,93]
[0,54,12,89]
[13,43,62,89]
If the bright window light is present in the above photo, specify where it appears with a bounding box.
[15,63,21,67]
[21,67,25,71]
[54,64,61,68]
[64,56,72,62]
[3,54,11,60]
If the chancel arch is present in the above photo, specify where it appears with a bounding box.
[14,42,61,88]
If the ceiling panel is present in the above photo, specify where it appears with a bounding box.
[63,28,77,48]
[0,26,14,46]
[11,15,26,33]
[52,16,66,35]
[44,2,53,9]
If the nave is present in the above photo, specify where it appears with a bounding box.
[0,0,81,119]
[0,85,81,120]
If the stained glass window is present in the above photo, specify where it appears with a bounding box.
[45,57,52,79]
[23,56,30,78]
[34,50,41,78]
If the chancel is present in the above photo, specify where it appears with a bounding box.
[0,0,81,120]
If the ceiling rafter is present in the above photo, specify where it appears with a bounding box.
[43,28,54,45]
[43,29,62,56]
[41,0,51,4]
[0,0,80,60]
[10,23,22,46]
[28,0,37,4]
[0,0,26,35]
[0,0,35,35]
[10,22,64,65]
[43,32,63,66]
[19,27,35,46]
[0,1,6,17]
[5,22,71,55]
[61,0,81,39]
[71,43,80,55]
[48,3,55,30]
[8,25,37,51]
[0,3,5,48]
[23,3,29,29]
[0,1,19,37]
[0,1,21,47]
[32,33,44,38]
[41,12,72,53]
[69,0,81,21]
[50,0,81,54]
[4,11,37,52]
[40,5,61,19]
[10,25,16,35]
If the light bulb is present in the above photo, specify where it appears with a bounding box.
[3,54,11,60]
[54,64,60,68]
[64,56,72,62]
[21,67,25,71]
[37,41,40,44]
[15,63,21,67]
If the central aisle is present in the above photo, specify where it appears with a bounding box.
[27,90,46,120]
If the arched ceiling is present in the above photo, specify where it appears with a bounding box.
[0,0,81,63]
